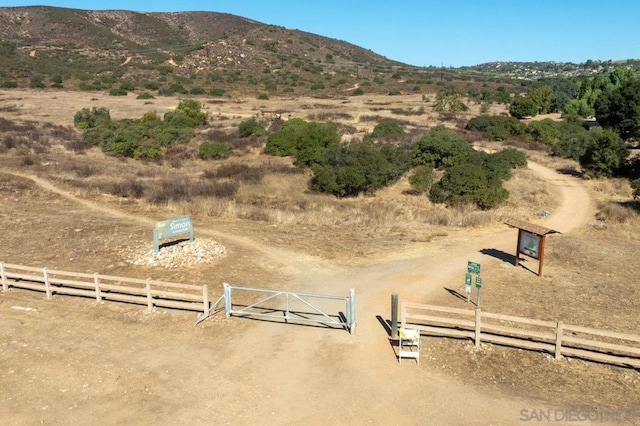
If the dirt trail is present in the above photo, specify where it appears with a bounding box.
[5,161,594,424]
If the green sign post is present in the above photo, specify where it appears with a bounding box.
[467,261,481,275]
[153,215,194,253]
[465,261,483,306]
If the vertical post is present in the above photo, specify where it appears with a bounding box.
[146,279,153,311]
[202,285,209,317]
[94,273,102,302]
[538,235,547,277]
[349,288,356,334]
[555,320,563,359]
[391,293,398,339]
[153,229,160,253]
[515,230,522,268]
[476,287,481,307]
[285,292,290,322]
[474,308,482,347]
[0,262,7,292]
[223,283,232,318]
[43,267,51,300]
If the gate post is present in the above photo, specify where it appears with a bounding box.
[202,285,209,317]
[555,321,563,359]
[474,308,482,347]
[223,283,232,318]
[43,267,51,300]
[0,262,7,292]
[391,293,398,339]
[348,288,356,334]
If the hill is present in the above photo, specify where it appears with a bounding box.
[0,6,520,97]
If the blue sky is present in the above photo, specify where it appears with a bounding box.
[2,0,639,67]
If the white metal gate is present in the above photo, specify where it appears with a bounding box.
[203,283,356,333]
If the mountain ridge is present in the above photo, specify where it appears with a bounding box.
[0,6,637,96]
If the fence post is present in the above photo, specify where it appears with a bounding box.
[223,283,231,318]
[555,320,563,359]
[285,292,290,322]
[349,288,356,334]
[202,285,209,317]
[94,273,102,303]
[391,293,398,339]
[43,267,51,300]
[474,308,482,347]
[0,262,7,292]
[146,279,153,311]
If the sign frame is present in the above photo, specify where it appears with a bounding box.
[153,215,194,253]
[519,231,542,259]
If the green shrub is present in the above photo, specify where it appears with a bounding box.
[109,87,128,96]
[73,107,112,130]
[579,128,628,178]
[136,92,155,100]
[310,142,410,197]
[408,165,435,194]
[257,92,269,100]
[120,81,135,91]
[29,75,45,89]
[79,81,102,91]
[144,81,160,90]
[429,162,508,209]
[198,142,233,160]
[371,120,404,138]
[411,127,475,168]
[169,83,188,94]
[238,116,265,137]
[551,124,591,160]
[509,97,538,118]
[491,147,528,169]
[526,119,561,144]
[209,87,225,96]
[190,87,206,95]
[164,99,207,128]
[466,115,526,141]
[74,99,206,159]
[158,86,175,96]
[265,119,303,156]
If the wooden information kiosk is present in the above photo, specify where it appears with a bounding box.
[505,219,560,277]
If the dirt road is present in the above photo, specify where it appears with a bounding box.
[1,161,594,425]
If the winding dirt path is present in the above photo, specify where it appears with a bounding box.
[6,161,594,424]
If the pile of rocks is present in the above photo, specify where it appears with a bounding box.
[124,239,226,268]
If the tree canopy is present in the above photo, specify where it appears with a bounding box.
[595,76,640,140]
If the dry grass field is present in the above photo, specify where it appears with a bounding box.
[1,89,639,425]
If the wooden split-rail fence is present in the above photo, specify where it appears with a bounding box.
[0,262,210,317]
[401,302,640,369]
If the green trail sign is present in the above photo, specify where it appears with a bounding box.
[153,215,194,253]
[467,261,481,275]
[475,276,483,288]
